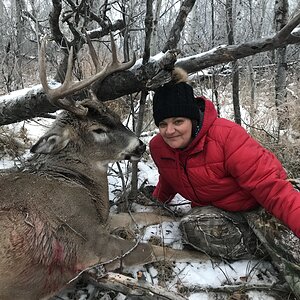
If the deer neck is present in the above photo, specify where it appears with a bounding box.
[24,154,110,223]
[27,153,107,183]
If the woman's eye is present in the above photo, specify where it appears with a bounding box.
[93,128,106,134]
[174,120,183,125]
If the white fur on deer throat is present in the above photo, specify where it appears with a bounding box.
[94,161,109,171]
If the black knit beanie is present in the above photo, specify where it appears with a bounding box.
[153,82,200,126]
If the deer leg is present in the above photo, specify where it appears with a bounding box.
[95,230,212,272]
[103,212,213,270]
[107,212,175,232]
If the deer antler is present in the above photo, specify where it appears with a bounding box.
[39,33,136,116]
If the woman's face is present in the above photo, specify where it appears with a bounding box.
[158,117,193,149]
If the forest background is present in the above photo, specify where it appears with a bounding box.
[0,0,300,299]
[0,0,300,177]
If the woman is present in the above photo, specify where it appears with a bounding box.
[149,68,300,296]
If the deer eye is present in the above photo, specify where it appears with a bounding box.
[93,128,106,134]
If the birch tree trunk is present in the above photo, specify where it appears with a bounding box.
[15,0,25,90]
[150,0,162,55]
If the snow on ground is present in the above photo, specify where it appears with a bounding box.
[0,114,283,300]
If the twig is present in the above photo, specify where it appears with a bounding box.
[90,272,188,300]
[241,118,277,141]
[67,238,141,285]
[186,282,291,294]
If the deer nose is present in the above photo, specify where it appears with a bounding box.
[124,139,146,161]
[132,140,146,158]
[137,140,146,154]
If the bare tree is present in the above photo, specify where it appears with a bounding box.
[128,0,154,206]
[226,0,241,125]
[274,0,289,133]
[0,2,299,127]
[162,0,196,52]
[210,0,220,116]
[15,0,27,89]
[150,0,162,55]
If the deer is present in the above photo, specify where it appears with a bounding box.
[0,34,207,300]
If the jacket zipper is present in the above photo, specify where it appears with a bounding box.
[182,157,203,205]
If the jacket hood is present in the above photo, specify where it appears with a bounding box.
[178,96,218,153]
[192,97,218,140]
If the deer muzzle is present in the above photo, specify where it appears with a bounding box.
[125,140,146,161]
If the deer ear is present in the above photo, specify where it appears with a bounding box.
[31,129,70,154]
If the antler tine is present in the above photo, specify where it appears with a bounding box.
[39,38,88,116]
[86,32,101,72]
[39,39,51,97]
[87,32,136,80]
[107,32,136,73]
[39,34,136,116]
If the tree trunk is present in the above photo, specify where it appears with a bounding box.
[150,0,162,55]
[211,0,220,116]
[274,0,289,133]
[162,0,196,52]
[129,0,153,204]
[226,0,241,124]
[15,0,26,90]
[247,60,256,131]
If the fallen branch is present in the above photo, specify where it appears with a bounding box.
[88,271,188,300]
[186,282,291,294]
[81,271,292,300]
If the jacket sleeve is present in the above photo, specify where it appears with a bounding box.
[223,124,300,237]
[152,175,176,203]
[149,137,176,203]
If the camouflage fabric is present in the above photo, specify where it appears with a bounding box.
[179,206,300,299]
[179,206,266,260]
[245,208,300,299]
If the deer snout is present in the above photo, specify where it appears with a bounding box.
[137,139,146,154]
[125,139,146,161]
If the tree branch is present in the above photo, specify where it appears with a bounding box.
[0,29,300,126]
[274,10,300,43]
[176,33,300,74]
[88,272,188,300]
[50,0,68,49]
[162,0,196,52]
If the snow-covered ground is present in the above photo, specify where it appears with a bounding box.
[105,150,281,300]
[0,115,285,300]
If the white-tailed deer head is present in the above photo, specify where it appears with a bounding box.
[33,32,145,169]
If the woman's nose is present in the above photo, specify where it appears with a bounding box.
[165,124,175,134]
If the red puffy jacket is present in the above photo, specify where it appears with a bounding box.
[150,96,300,237]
